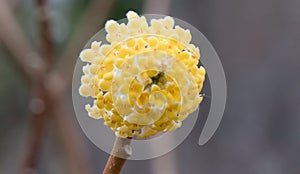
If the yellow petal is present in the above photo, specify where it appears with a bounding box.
[105,20,119,33]
[114,98,132,115]
[103,72,114,80]
[96,99,104,109]
[100,44,112,55]
[111,113,123,122]
[136,92,149,107]
[91,41,101,50]
[178,51,190,60]
[89,65,99,75]
[81,75,91,84]
[163,16,174,29]
[80,49,95,62]
[115,58,125,68]
[79,84,92,97]
[137,38,147,48]
[149,91,166,108]
[128,19,141,29]
[167,85,181,102]
[126,11,139,19]
[148,37,158,48]
[126,38,136,48]
[99,80,111,91]
[151,84,161,92]
[151,19,162,30]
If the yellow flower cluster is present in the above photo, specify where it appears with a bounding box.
[79,11,206,139]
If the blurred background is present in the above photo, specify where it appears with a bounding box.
[0,0,300,173]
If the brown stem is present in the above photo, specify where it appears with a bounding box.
[103,137,132,174]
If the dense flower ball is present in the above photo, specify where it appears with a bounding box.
[79,11,206,139]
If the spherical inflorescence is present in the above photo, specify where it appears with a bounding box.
[79,11,206,139]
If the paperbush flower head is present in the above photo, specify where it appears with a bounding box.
[79,11,206,139]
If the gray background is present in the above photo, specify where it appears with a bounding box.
[0,0,299,173]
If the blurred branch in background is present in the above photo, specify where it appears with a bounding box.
[143,0,171,14]
[0,0,115,173]
[0,0,43,84]
[36,0,55,66]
